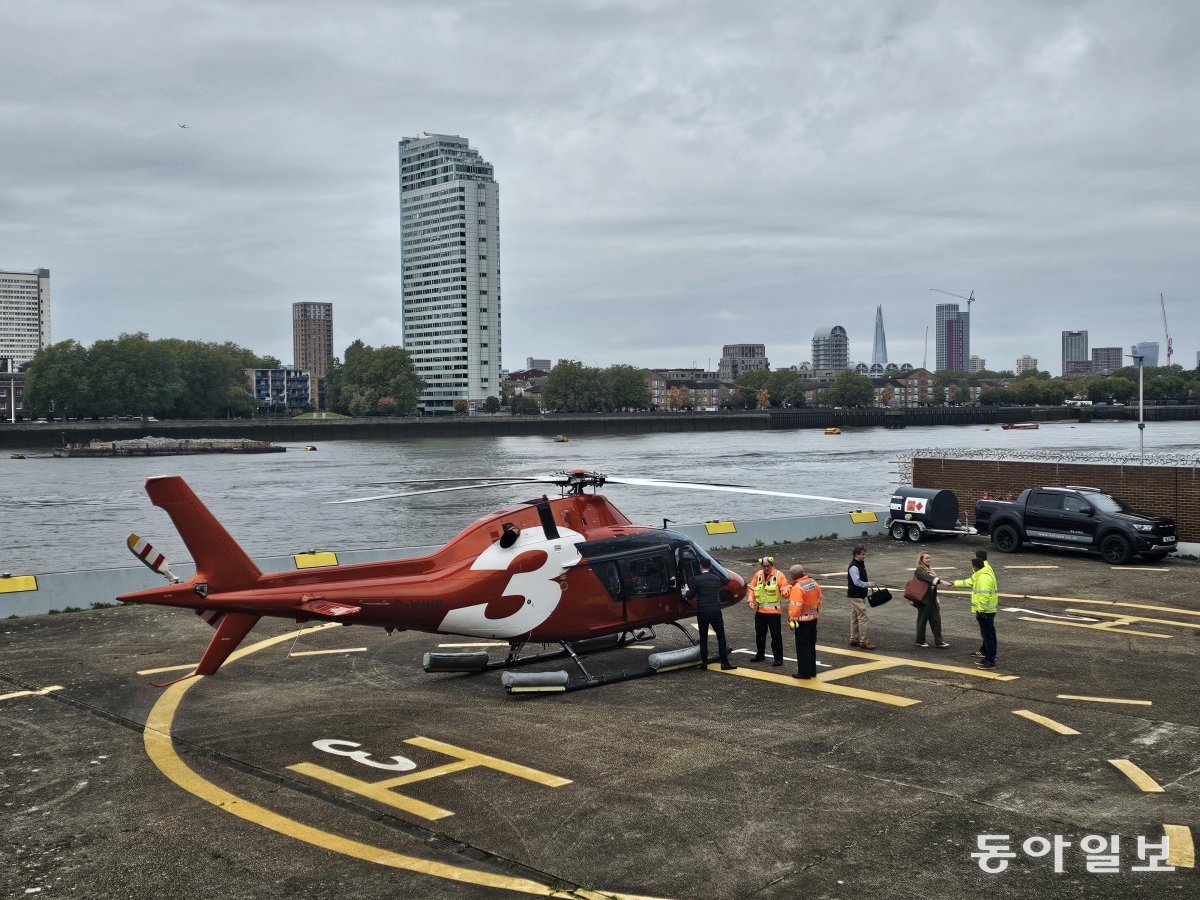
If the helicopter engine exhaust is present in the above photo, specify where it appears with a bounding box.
[423,651,490,673]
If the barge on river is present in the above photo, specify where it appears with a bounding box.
[54,437,285,457]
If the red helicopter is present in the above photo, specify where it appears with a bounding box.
[117,469,878,693]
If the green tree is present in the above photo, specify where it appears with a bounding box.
[510,394,541,415]
[23,340,92,418]
[482,396,501,414]
[88,332,183,417]
[542,360,604,412]
[326,341,423,416]
[604,365,651,410]
[822,370,876,407]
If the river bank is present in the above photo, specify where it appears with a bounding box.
[2,404,1197,449]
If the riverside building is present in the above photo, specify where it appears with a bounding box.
[0,268,51,368]
[292,301,333,409]
[935,303,969,372]
[399,133,500,414]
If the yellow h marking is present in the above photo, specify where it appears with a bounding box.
[289,735,571,820]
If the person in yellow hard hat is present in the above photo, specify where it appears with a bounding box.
[746,556,788,666]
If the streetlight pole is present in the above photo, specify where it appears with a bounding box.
[1127,347,1144,463]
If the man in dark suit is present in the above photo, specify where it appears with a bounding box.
[683,558,737,670]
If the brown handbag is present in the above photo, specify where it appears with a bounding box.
[903,577,929,605]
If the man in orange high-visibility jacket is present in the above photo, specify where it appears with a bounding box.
[747,556,789,666]
[787,564,823,679]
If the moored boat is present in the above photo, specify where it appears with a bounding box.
[1000,422,1039,430]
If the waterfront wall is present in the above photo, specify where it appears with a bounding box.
[912,457,1200,542]
[3,405,1196,449]
[1,512,885,618]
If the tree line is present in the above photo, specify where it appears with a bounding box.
[23,333,279,419]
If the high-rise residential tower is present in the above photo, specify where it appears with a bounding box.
[0,268,51,367]
[292,302,333,375]
[935,303,969,372]
[1091,347,1122,375]
[1016,355,1039,374]
[1061,330,1089,376]
[718,344,768,380]
[812,326,849,370]
[871,306,888,365]
[399,133,500,413]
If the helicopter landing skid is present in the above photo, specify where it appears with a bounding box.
[501,621,702,694]
[423,629,654,676]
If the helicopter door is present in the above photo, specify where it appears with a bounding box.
[621,553,676,624]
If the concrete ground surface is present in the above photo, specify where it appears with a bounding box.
[1,533,1196,899]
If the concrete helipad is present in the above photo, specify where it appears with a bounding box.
[1,534,1196,898]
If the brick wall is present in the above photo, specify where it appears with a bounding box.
[912,458,1199,542]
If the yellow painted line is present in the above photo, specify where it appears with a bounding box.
[1019,617,1171,639]
[1003,565,1059,569]
[287,762,456,820]
[405,736,573,788]
[287,648,368,657]
[1108,759,1166,793]
[1066,609,1200,630]
[0,685,63,702]
[1057,694,1152,706]
[143,625,654,899]
[1109,566,1170,572]
[1164,824,1195,868]
[817,660,900,682]
[1012,710,1079,735]
[373,760,477,789]
[137,664,197,675]
[815,645,1020,681]
[437,641,509,648]
[717,665,920,707]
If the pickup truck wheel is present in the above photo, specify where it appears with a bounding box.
[992,524,1021,553]
[906,525,922,543]
[1100,534,1133,565]
[890,522,907,540]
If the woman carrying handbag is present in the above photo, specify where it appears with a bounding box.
[909,552,950,649]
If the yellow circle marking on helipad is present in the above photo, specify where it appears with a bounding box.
[142,624,662,900]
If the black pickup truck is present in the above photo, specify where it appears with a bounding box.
[974,486,1177,564]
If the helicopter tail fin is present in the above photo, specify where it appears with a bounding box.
[144,476,262,594]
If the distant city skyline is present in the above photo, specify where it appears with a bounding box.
[2,3,1197,378]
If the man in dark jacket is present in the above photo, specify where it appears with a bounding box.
[683,558,737,670]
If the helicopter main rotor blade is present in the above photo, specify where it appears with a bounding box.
[360,476,531,486]
[328,479,552,504]
[602,476,887,508]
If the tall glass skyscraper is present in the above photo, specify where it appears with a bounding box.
[398,134,500,413]
[935,303,969,372]
[871,306,888,365]
[1061,330,1089,376]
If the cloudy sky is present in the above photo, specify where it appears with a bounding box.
[3,0,1197,375]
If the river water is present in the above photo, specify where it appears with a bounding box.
[4,420,1198,575]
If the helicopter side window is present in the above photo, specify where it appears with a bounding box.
[625,554,671,598]
[595,561,624,600]
[676,546,701,582]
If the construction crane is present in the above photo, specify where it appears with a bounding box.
[1160,293,1173,367]
[930,288,975,311]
